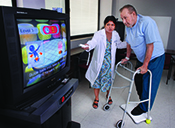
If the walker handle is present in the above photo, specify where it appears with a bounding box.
[135,69,141,74]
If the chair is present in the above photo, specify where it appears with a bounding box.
[173,55,175,80]
[164,54,175,84]
[115,48,126,64]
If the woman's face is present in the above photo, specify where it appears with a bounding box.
[105,21,115,33]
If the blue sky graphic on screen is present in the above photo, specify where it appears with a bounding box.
[17,19,67,87]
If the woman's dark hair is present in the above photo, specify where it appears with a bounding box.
[119,4,137,15]
[104,15,116,26]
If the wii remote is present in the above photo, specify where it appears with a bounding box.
[79,44,89,48]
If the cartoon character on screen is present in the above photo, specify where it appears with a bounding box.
[52,24,61,38]
[29,45,42,62]
[58,40,66,55]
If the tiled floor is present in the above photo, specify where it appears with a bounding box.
[72,61,175,128]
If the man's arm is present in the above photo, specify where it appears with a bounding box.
[138,43,154,74]
[126,43,132,59]
[121,43,131,63]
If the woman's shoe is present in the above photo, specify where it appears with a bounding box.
[92,99,99,109]
[106,95,113,105]
[108,97,113,105]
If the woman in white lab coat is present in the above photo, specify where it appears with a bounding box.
[82,16,126,109]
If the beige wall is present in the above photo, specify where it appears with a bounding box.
[99,0,113,28]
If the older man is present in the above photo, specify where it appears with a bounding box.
[120,4,165,116]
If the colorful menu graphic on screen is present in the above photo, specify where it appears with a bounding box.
[17,19,67,88]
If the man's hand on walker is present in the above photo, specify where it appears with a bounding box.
[121,58,128,64]
[121,56,129,64]
[137,65,148,74]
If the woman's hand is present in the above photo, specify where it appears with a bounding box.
[81,44,89,50]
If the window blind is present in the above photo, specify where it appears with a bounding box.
[70,0,98,36]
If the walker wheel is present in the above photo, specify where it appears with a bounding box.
[116,120,124,128]
[103,103,110,111]
[146,119,151,124]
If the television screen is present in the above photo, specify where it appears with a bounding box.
[17,18,68,88]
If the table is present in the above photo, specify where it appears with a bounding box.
[165,49,175,55]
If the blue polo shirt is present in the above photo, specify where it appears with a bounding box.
[125,14,165,63]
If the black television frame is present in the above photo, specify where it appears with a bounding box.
[0,6,70,110]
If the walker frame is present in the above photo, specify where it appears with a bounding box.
[103,61,152,128]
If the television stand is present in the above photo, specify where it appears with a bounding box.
[0,78,79,128]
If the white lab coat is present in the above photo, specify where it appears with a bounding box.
[85,29,126,86]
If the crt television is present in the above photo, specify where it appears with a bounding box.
[0,6,70,110]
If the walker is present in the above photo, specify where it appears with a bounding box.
[103,61,152,128]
